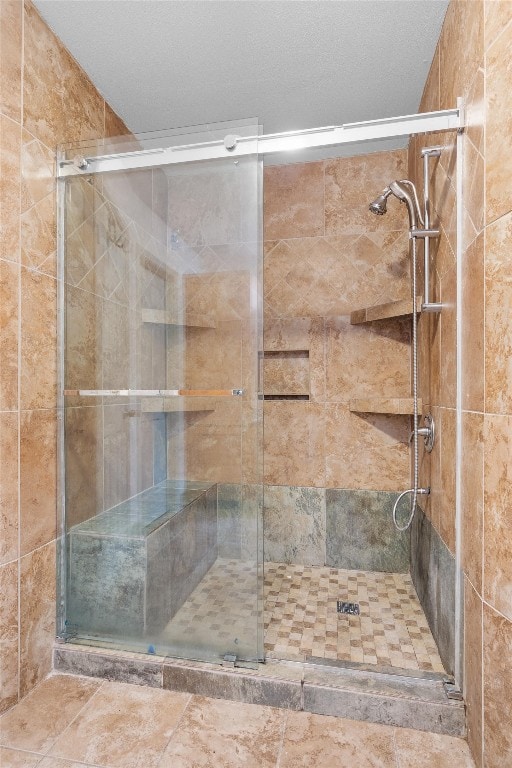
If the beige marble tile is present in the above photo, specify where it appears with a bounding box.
[20,267,57,410]
[19,409,56,555]
[64,406,103,529]
[465,67,484,159]
[439,0,483,110]
[485,0,512,50]
[104,104,130,139]
[0,748,42,767]
[0,412,18,566]
[483,414,512,622]
[461,234,484,412]
[49,682,190,767]
[485,210,512,414]
[23,1,104,149]
[394,726,475,767]
[0,114,21,264]
[263,316,311,353]
[264,162,324,240]
[38,759,99,768]
[483,603,512,768]
[20,131,55,214]
[0,0,22,123]
[325,149,407,236]
[263,402,325,488]
[325,404,409,491]
[21,192,56,277]
[19,541,56,696]
[464,578,483,768]
[264,353,309,396]
[281,711,396,768]
[433,168,457,273]
[0,560,18,714]
[486,18,512,224]
[461,412,484,594]
[160,695,285,768]
[463,135,484,238]
[64,285,103,393]
[0,674,100,753]
[0,259,19,412]
[325,316,410,402]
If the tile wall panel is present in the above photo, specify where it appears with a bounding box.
[411,3,512,764]
[0,0,131,712]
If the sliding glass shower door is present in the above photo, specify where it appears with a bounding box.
[58,123,263,663]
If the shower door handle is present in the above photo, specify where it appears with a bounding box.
[63,389,244,397]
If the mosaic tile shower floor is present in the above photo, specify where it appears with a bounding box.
[161,559,445,673]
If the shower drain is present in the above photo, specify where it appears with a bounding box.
[337,601,360,615]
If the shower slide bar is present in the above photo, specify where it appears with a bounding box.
[63,389,244,397]
[57,104,464,177]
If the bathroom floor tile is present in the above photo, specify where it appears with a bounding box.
[162,558,445,673]
[159,695,286,767]
[0,674,101,753]
[0,678,475,768]
[393,727,475,767]
[264,562,446,673]
[280,711,396,768]
[48,682,191,767]
[0,747,43,767]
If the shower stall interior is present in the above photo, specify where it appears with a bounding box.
[57,109,464,683]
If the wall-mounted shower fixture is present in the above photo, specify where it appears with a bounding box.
[421,147,443,313]
[410,413,435,454]
[368,164,443,531]
[369,180,423,230]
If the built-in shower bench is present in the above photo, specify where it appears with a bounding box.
[67,480,218,641]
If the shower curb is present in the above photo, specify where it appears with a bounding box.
[53,644,465,737]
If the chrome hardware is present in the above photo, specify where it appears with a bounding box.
[337,601,360,616]
[420,146,443,312]
[410,228,440,238]
[443,681,463,701]
[421,146,442,158]
[63,388,244,397]
[421,302,443,313]
[74,156,90,171]
[222,653,237,668]
[409,414,435,453]
[223,134,239,151]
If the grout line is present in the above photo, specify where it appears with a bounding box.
[274,708,289,768]
[392,727,402,768]
[154,692,194,766]
[37,680,106,759]
[484,13,512,55]
[16,0,25,708]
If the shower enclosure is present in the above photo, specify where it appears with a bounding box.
[57,107,465,684]
[58,121,264,663]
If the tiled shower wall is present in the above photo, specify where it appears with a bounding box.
[409,2,512,766]
[262,150,413,568]
[0,0,130,712]
[64,169,169,528]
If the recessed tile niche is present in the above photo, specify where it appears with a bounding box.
[263,349,310,400]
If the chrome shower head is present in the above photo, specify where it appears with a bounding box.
[369,187,392,216]
[369,179,424,230]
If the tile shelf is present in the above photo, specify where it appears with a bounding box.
[350,296,423,325]
[349,397,423,416]
[142,308,216,329]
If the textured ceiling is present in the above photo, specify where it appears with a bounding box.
[34,0,448,161]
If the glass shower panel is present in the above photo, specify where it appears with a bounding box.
[60,126,263,664]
